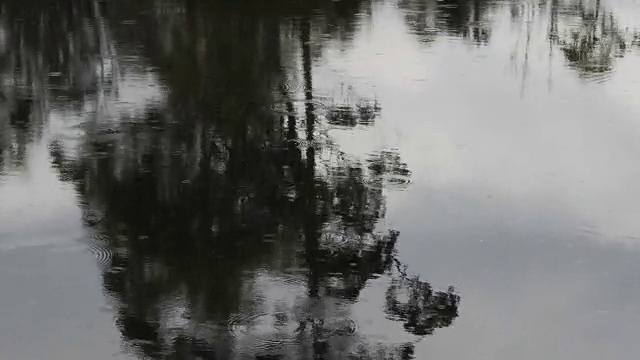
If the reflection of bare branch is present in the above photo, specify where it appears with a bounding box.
[385,262,460,336]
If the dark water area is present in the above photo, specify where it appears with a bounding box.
[0,0,639,358]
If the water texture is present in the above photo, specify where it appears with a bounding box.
[0,0,639,359]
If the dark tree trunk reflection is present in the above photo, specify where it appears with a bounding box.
[0,0,461,358]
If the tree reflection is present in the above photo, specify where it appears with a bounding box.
[386,261,460,336]
[0,96,35,169]
[556,1,628,77]
[397,0,637,81]
[325,95,381,128]
[398,0,491,45]
[0,0,114,172]
[0,0,114,103]
[35,0,460,359]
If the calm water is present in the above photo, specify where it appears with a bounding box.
[1,0,639,358]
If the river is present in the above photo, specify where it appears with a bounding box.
[1,0,639,358]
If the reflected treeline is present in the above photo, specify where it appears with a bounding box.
[0,0,115,102]
[552,0,628,77]
[0,0,115,171]
[5,0,462,359]
[0,96,38,170]
[397,0,492,45]
[397,0,638,79]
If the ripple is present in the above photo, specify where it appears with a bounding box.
[324,316,358,336]
[270,270,308,288]
[366,149,412,189]
[277,82,306,94]
[320,227,354,251]
[285,138,303,147]
[228,311,358,356]
[262,233,277,243]
[228,312,299,354]
[326,105,359,127]
[385,175,412,188]
[84,238,113,269]
[578,225,602,238]
[293,314,359,339]
[578,68,615,84]
[298,98,332,110]
[270,103,296,117]
[363,177,385,190]
[106,265,126,274]
[270,98,330,116]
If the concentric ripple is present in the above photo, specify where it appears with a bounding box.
[85,242,113,269]
[385,175,413,189]
[81,234,114,269]
[227,311,359,356]
[227,312,299,355]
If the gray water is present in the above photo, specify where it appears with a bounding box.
[1,0,639,358]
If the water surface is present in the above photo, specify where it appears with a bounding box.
[1,0,640,358]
